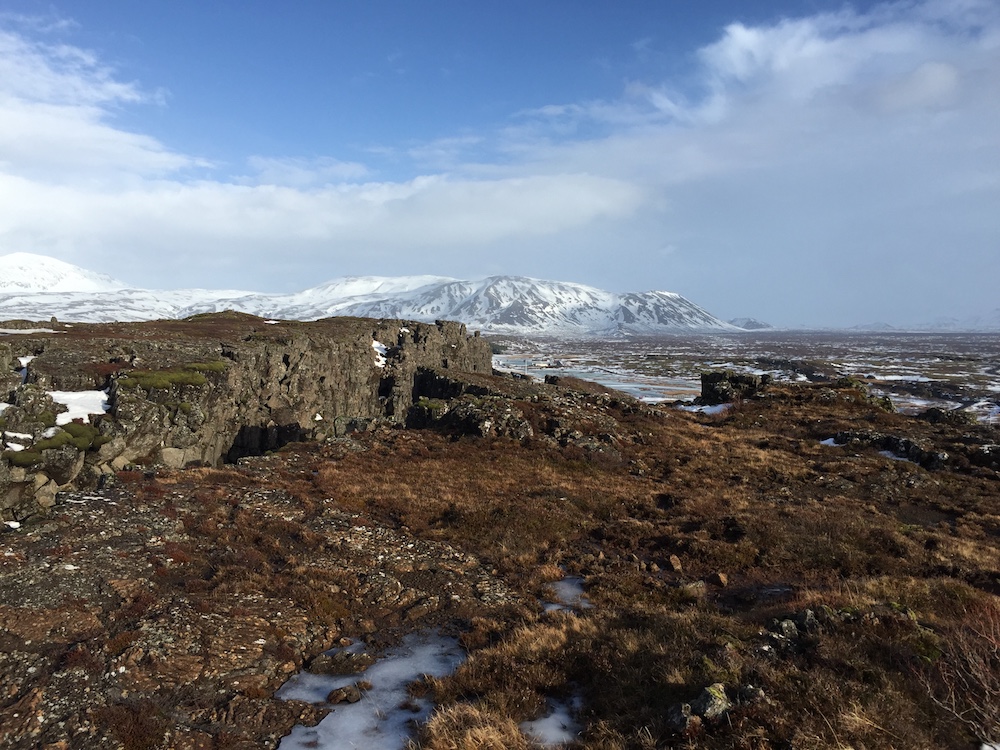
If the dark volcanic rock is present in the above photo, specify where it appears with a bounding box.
[1,314,491,516]
[698,371,769,406]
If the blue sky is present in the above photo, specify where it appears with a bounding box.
[0,0,997,327]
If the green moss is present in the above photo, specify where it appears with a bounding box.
[23,423,109,453]
[184,361,227,374]
[65,423,111,451]
[119,369,208,390]
[416,397,448,415]
[3,450,42,467]
[63,422,96,440]
[33,431,73,452]
[117,360,226,391]
[37,411,57,428]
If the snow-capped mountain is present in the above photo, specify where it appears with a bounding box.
[0,252,126,293]
[728,317,773,330]
[0,253,737,336]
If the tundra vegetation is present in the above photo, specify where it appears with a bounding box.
[0,317,998,749]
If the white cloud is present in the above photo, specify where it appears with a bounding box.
[0,26,140,105]
[0,2,997,325]
[0,25,202,183]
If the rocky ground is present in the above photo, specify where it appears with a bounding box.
[1,351,999,748]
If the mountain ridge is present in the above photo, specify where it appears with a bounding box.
[0,252,126,293]
[0,253,742,336]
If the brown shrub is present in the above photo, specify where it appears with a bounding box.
[920,597,1000,745]
[95,700,167,750]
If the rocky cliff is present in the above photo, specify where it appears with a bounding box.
[0,312,491,520]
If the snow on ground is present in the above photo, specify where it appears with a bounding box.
[1,430,31,452]
[492,355,700,402]
[675,403,732,415]
[0,328,63,335]
[543,577,593,613]
[277,633,465,750]
[372,340,388,368]
[47,390,109,425]
[879,450,917,464]
[520,696,583,748]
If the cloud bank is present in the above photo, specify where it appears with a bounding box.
[0,2,997,326]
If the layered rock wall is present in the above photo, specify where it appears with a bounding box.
[0,314,491,519]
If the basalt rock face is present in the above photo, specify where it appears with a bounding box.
[1,313,491,518]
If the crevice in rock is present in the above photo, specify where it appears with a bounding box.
[225,422,307,463]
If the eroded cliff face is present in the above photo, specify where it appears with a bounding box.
[0,313,491,519]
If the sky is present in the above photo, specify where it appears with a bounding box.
[0,0,997,328]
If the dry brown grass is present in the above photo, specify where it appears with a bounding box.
[89,378,1000,748]
[410,703,530,750]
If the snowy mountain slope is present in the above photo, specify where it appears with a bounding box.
[616,291,733,332]
[729,317,774,330]
[0,252,126,293]
[0,253,736,335]
[339,277,624,334]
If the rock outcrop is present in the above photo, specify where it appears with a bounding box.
[697,371,770,405]
[1,313,491,518]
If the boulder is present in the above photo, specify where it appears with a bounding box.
[326,684,363,704]
[698,371,769,406]
[690,683,731,720]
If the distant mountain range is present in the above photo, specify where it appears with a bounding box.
[0,253,743,336]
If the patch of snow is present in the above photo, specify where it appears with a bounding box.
[4,442,25,452]
[879,450,917,464]
[520,696,583,748]
[543,577,592,612]
[314,413,323,422]
[4,431,31,441]
[0,328,63,335]
[4,521,20,530]
[372,340,388,369]
[0,403,8,414]
[63,564,79,571]
[265,320,280,324]
[819,438,839,446]
[872,374,932,382]
[41,427,60,438]
[278,632,465,750]
[47,390,109,425]
[675,403,732,415]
